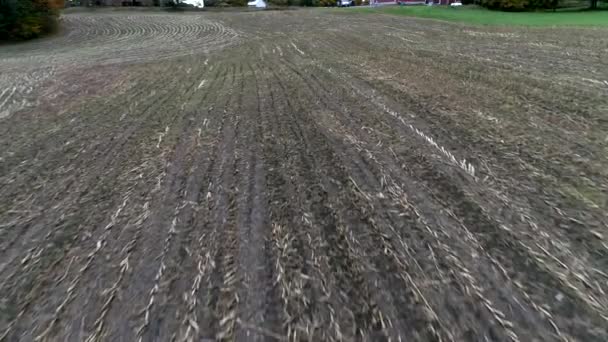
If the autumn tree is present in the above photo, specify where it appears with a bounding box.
[0,0,64,40]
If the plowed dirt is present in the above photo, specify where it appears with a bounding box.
[1,8,607,342]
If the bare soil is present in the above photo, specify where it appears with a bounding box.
[1,8,607,342]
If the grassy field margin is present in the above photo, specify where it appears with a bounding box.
[348,5,608,26]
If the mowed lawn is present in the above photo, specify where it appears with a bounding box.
[352,5,608,26]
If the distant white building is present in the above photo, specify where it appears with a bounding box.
[247,0,266,7]
[182,0,204,6]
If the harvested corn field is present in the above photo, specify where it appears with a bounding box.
[1,9,608,342]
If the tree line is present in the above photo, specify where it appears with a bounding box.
[472,0,605,10]
[0,0,64,40]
